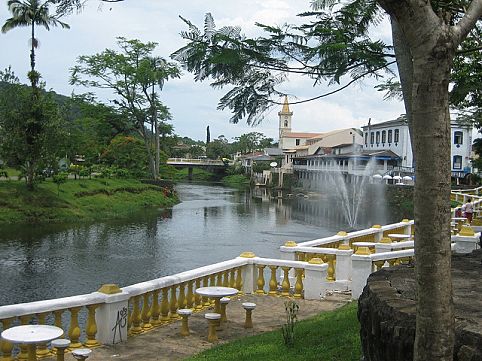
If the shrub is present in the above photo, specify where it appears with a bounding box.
[281,300,299,347]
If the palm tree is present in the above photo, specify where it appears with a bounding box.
[1,0,70,87]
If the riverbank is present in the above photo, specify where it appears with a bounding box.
[0,178,178,224]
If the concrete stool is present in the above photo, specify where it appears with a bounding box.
[177,308,193,336]
[205,313,221,342]
[242,302,256,329]
[51,339,70,361]
[72,348,92,361]
[220,297,230,322]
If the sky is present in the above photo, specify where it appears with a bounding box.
[0,0,406,142]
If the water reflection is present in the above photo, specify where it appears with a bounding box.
[0,183,393,306]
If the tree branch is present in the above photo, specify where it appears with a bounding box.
[453,0,482,46]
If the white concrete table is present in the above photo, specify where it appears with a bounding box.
[1,325,63,361]
[387,234,412,242]
[195,287,238,314]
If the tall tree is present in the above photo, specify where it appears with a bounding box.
[172,2,482,359]
[70,37,180,179]
[2,0,70,88]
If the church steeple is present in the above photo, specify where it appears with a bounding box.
[278,96,293,148]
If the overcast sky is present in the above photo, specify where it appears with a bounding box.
[0,0,406,142]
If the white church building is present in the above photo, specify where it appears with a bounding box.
[361,116,473,178]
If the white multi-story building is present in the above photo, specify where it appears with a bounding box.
[361,116,473,177]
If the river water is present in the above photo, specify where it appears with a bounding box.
[0,183,393,306]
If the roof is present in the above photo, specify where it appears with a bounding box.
[264,148,284,156]
[362,117,408,130]
[283,132,324,138]
[278,95,293,115]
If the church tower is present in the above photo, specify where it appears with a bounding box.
[278,96,293,149]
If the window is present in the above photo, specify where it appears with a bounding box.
[284,120,288,127]
[364,132,368,146]
[376,131,380,144]
[454,131,463,145]
[453,155,462,170]
[295,139,300,146]
[382,130,386,143]
[370,132,374,145]
[394,129,400,143]
[388,130,392,143]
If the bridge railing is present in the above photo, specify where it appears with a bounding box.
[167,158,228,165]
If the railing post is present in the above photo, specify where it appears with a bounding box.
[304,258,328,300]
[239,252,256,294]
[335,249,353,286]
[351,248,374,300]
[453,228,479,254]
[371,225,383,242]
[95,284,130,345]
[402,219,412,235]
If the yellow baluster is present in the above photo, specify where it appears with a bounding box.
[130,296,143,335]
[209,274,216,305]
[195,279,203,310]
[160,288,170,323]
[150,289,161,327]
[68,307,82,349]
[202,276,210,307]
[326,255,335,281]
[294,268,304,299]
[127,300,132,335]
[229,269,236,288]
[85,304,100,347]
[0,318,14,361]
[256,265,266,294]
[17,315,31,360]
[223,270,229,287]
[36,312,51,358]
[374,260,384,271]
[268,266,278,296]
[186,281,194,310]
[216,273,223,287]
[236,267,243,294]
[53,310,63,329]
[169,285,179,320]
[178,283,186,310]
[141,292,153,331]
[281,267,291,297]
[388,259,397,267]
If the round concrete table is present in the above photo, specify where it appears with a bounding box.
[387,234,412,242]
[1,325,63,361]
[195,287,238,314]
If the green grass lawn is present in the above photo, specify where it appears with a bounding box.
[0,178,178,224]
[187,302,361,361]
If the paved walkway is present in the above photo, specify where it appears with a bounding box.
[59,293,351,361]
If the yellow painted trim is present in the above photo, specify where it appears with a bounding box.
[337,231,347,236]
[308,257,323,264]
[97,284,121,295]
[240,251,256,258]
[355,247,371,255]
[459,225,475,236]
[380,237,392,244]
[371,225,382,229]
[284,241,297,247]
[402,219,410,223]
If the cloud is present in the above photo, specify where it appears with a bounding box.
[0,0,403,142]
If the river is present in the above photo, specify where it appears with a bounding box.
[0,182,393,306]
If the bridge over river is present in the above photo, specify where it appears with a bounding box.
[166,158,231,178]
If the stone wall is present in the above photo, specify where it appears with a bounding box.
[358,250,482,361]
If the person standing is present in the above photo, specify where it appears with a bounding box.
[465,198,474,223]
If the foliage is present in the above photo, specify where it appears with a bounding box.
[222,174,250,187]
[206,137,230,159]
[252,161,271,173]
[281,300,300,347]
[71,37,180,178]
[52,171,68,195]
[100,135,150,177]
[2,0,70,87]
[187,302,360,361]
[232,132,275,154]
[0,81,67,189]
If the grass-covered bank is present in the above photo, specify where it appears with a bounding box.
[187,302,361,361]
[0,178,178,224]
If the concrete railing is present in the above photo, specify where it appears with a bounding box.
[0,254,327,358]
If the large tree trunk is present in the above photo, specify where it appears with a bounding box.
[411,49,454,361]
